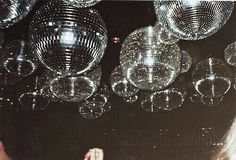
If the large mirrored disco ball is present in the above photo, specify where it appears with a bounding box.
[2,40,39,77]
[192,58,232,98]
[120,26,181,91]
[64,0,101,8]
[49,66,102,102]
[0,0,36,29]
[29,0,107,76]
[154,1,234,40]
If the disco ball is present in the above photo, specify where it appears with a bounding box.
[30,0,107,76]
[151,76,187,111]
[192,58,232,98]
[154,1,234,40]
[0,0,36,29]
[224,41,236,67]
[110,66,139,97]
[180,50,192,73]
[2,40,39,77]
[153,22,179,45]
[120,26,181,91]
[64,0,101,8]
[49,66,102,102]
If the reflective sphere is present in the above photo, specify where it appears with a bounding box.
[181,50,192,73]
[50,67,101,102]
[65,0,101,8]
[110,66,139,97]
[30,0,107,75]
[0,0,36,29]
[120,26,181,91]
[154,1,234,40]
[140,91,159,112]
[152,76,187,111]
[123,95,139,103]
[224,41,236,67]
[192,58,232,98]
[154,22,179,45]
[2,40,39,77]
[201,96,224,107]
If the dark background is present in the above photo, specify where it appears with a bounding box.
[1,1,236,160]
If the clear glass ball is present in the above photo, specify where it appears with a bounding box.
[192,58,232,98]
[64,0,101,8]
[140,91,159,112]
[154,1,234,40]
[120,26,181,91]
[224,41,236,67]
[123,95,139,104]
[29,0,107,76]
[19,91,50,111]
[201,96,224,107]
[181,50,192,73]
[0,0,36,29]
[110,66,139,97]
[152,76,187,111]
[2,40,39,77]
[154,22,179,45]
[50,66,101,102]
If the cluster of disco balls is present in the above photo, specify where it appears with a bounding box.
[0,0,235,119]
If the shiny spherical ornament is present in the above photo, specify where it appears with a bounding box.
[2,40,39,77]
[110,66,139,97]
[30,0,107,76]
[201,96,224,107]
[50,67,101,102]
[123,95,139,104]
[224,42,236,67]
[65,0,101,8]
[154,1,234,40]
[181,50,192,73]
[120,26,181,91]
[154,22,179,45]
[0,0,36,29]
[19,92,50,111]
[152,76,187,111]
[192,58,232,98]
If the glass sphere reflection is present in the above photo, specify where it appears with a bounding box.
[181,50,192,73]
[65,0,101,8]
[224,42,236,67]
[154,22,179,45]
[50,67,101,102]
[0,0,36,29]
[152,76,187,111]
[110,66,139,97]
[201,96,224,107]
[192,58,232,98]
[140,92,159,112]
[120,26,181,91]
[123,95,139,103]
[154,1,234,40]
[2,40,39,77]
[30,0,107,76]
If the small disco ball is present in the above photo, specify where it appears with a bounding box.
[29,0,107,76]
[64,0,101,8]
[0,0,36,29]
[120,26,181,91]
[192,58,232,98]
[154,1,234,40]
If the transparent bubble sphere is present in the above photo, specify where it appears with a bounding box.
[2,40,39,77]
[64,0,101,8]
[110,66,139,97]
[154,1,234,40]
[29,0,107,75]
[0,0,36,29]
[224,42,236,67]
[181,50,192,73]
[120,26,181,91]
[192,58,232,98]
[50,67,101,102]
